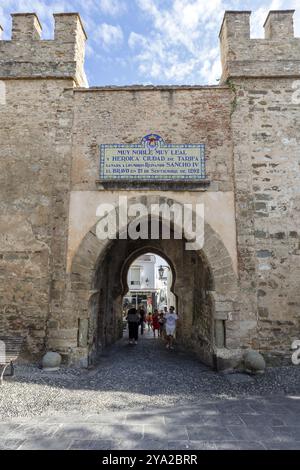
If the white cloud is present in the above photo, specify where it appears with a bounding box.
[99,0,127,16]
[137,0,223,51]
[130,0,300,85]
[130,0,225,84]
[128,32,147,49]
[95,22,124,49]
[85,42,95,58]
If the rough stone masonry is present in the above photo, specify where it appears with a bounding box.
[0,10,299,369]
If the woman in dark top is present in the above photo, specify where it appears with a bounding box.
[126,307,140,345]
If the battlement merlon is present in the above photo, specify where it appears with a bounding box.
[0,12,88,87]
[11,13,42,40]
[264,10,295,39]
[219,10,300,83]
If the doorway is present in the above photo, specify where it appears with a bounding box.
[122,252,175,339]
[69,196,238,369]
[88,234,215,366]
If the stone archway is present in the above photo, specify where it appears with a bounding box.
[120,246,178,313]
[69,195,239,370]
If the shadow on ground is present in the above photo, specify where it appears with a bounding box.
[0,329,299,420]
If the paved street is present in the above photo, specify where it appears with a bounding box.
[0,329,299,450]
[1,397,300,450]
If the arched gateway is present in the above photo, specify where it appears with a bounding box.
[67,196,239,370]
[1,9,298,370]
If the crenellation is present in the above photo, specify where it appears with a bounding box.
[54,13,87,43]
[219,11,251,79]
[220,10,300,82]
[11,13,42,41]
[0,12,88,86]
[264,10,295,39]
[219,11,251,40]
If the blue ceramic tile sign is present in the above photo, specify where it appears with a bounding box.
[99,134,206,181]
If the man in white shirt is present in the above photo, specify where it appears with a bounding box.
[164,306,178,349]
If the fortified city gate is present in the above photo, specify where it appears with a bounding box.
[0,10,299,369]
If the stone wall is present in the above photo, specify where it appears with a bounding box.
[230,77,300,361]
[0,79,75,356]
[70,86,233,192]
[220,11,300,362]
[0,13,87,357]
[191,254,214,363]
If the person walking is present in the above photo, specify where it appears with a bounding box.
[165,306,178,350]
[138,306,146,336]
[126,307,140,345]
[152,309,160,338]
[158,311,165,338]
[146,312,152,331]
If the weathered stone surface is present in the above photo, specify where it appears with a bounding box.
[220,11,300,81]
[42,351,62,370]
[244,350,266,374]
[0,13,88,86]
[213,348,243,371]
[78,319,89,348]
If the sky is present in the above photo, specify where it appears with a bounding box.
[0,0,300,86]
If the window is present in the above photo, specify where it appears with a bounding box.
[130,267,140,286]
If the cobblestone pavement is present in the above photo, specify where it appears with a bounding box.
[0,329,299,450]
